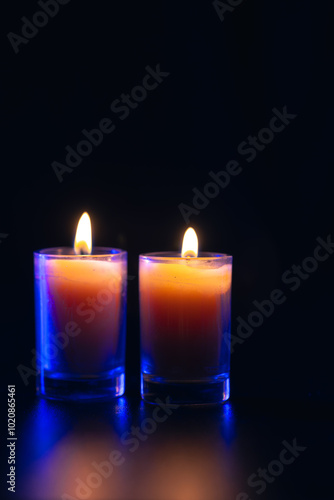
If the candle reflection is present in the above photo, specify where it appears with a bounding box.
[124,401,238,500]
[19,398,129,500]
[18,398,238,500]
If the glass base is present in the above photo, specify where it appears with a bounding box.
[141,373,230,406]
[37,368,125,401]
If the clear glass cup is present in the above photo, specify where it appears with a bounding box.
[139,252,232,405]
[34,247,127,401]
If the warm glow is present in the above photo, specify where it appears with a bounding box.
[74,212,92,255]
[181,227,198,258]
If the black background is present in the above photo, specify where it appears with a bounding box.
[1,1,333,499]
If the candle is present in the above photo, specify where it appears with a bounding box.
[34,213,127,401]
[139,228,232,405]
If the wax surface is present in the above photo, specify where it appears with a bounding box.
[140,259,232,379]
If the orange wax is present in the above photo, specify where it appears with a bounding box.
[43,258,125,374]
[140,255,232,379]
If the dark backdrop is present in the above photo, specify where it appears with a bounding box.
[1,0,333,403]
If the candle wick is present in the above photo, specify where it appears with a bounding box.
[183,251,196,258]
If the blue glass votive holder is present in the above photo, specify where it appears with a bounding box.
[34,247,127,401]
[139,252,233,405]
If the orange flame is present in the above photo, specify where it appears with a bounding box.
[74,212,92,255]
[181,227,198,258]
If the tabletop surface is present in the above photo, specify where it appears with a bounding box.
[4,387,332,500]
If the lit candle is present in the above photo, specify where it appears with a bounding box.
[34,213,127,401]
[139,228,232,405]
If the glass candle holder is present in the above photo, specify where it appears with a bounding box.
[34,247,127,401]
[139,252,232,405]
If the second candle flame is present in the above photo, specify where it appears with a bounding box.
[181,227,198,258]
[74,212,92,255]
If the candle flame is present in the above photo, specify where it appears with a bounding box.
[74,212,92,255]
[181,227,198,258]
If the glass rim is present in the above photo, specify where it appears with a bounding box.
[34,247,127,258]
[139,251,232,262]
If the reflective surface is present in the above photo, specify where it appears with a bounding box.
[13,394,332,500]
